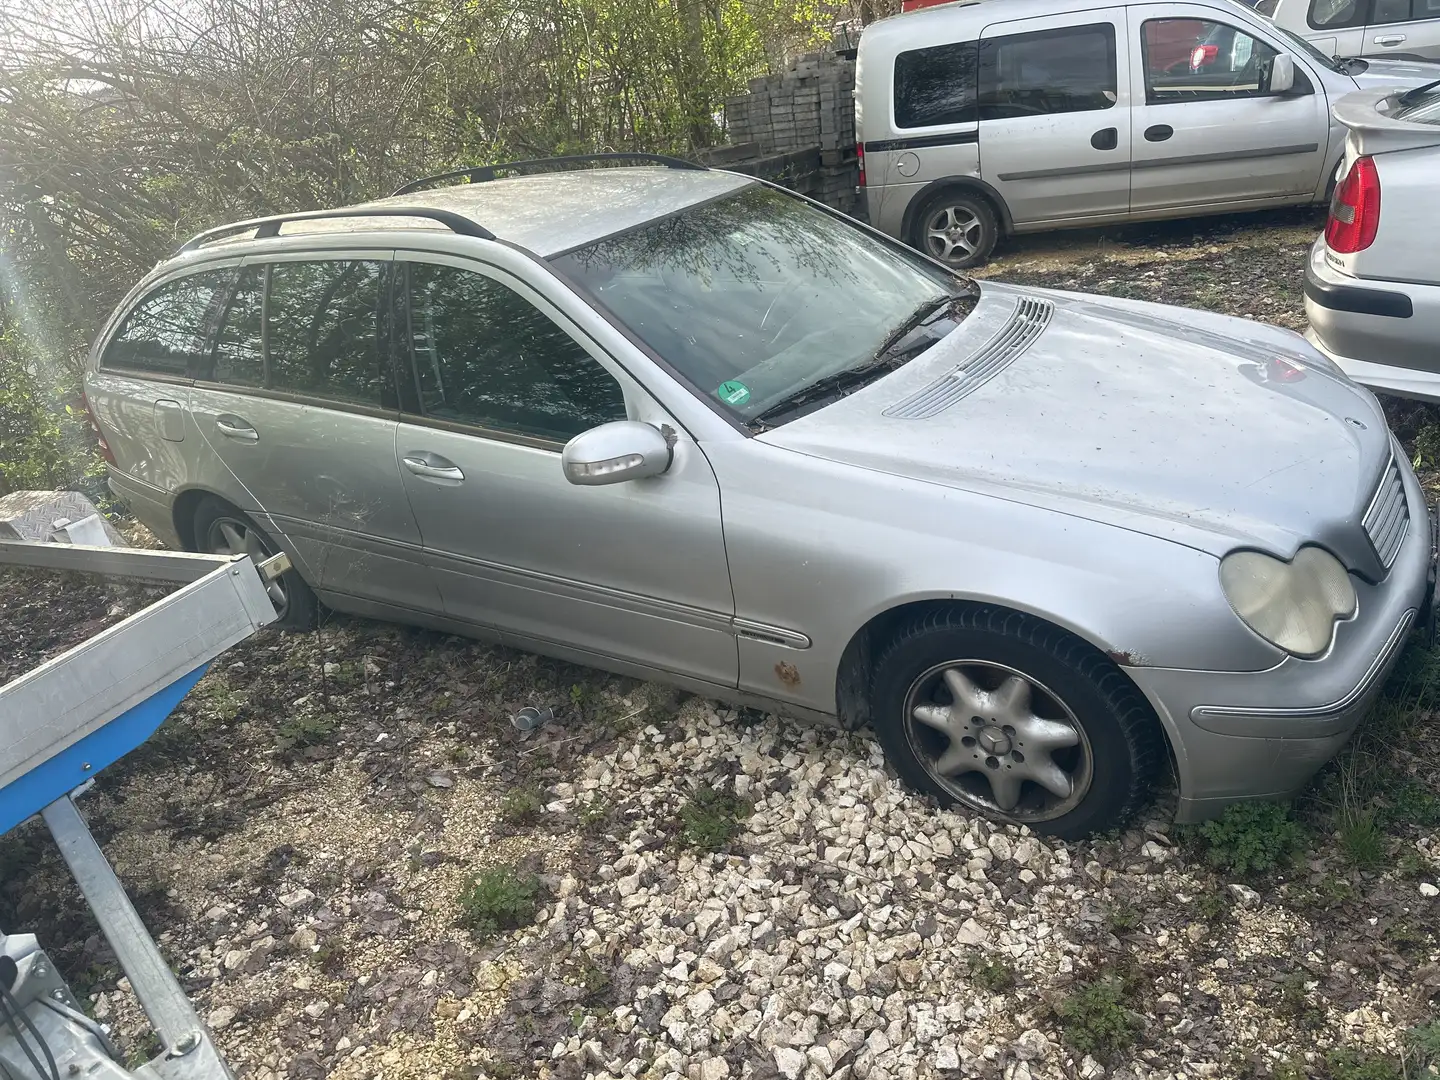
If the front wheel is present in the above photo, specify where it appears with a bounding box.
[870,607,1163,840]
[911,190,1000,269]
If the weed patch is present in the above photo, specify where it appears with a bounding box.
[967,955,1017,993]
[1056,975,1140,1062]
[458,865,544,941]
[500,785,544,826]
[1191,801,1307,876]
[1324,1048,1401,1080]
[677,786,751,852]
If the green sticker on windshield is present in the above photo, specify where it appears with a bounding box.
[716,380,751,407]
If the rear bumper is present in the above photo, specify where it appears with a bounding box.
[1126,459,1434,823]
[1304,238,1440,401]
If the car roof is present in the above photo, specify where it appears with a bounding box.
[196,167,756,261]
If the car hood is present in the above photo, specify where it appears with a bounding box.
[1348,57,1440,89]
[761,282,1394,568]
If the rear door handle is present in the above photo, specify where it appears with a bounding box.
[1373,34,1406,44]
[1144,124,1174,142]
[403,454,465,482]
[1091,127,1119,151]
[216,415,258,442]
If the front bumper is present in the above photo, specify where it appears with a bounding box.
[1126,465,1435,824]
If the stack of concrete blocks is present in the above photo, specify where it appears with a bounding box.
[719,50,863,219]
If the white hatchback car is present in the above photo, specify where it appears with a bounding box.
[1304,79,1440,398]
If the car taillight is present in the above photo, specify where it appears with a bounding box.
[81,389,116,465]
[857,143,866,187]
[1326,155,1381,254]
[1191,43,1219,69]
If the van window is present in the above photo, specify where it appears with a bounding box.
[1372,0,1437,20]
[1142,20,1280,103]
[401,262,627,443]
[1308,0,1366,29]
[977,23,1117,119]
[894,41,980,128]
[103,269,235,377]
[210,266,264,387]
[266,260,389,407]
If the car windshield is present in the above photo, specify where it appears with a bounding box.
[552,184,975,423]
[1395,87,1440,123]
[1263,19,1350,71]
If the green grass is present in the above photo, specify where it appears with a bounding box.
[677,787,751,852]
[276,713,335,748]
[499,784,544,826]
[458,865,543,940]
[1324,1048,1401,1080]
[1338,811,1388,870]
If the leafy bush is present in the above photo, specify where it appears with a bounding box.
[1056,976,1140,1062]
[0,341,99,498]
[458,865,543,940]
[1194,801,1308,876]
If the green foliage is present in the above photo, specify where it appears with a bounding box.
[967,955,1017,993]
[1194,801,1308,876]
[276,713,336,748]
[677,786,751,852]
[458,865,543,940]
[1406,1022,1440,1076]
[1192,890,1231,921]
[1339,811,1388,870]
[500,784,545,825]
[1104,902,1141,933]
[0,331,99,498]
[1324,1048,1401,1080]
[1056,976,1140,1062]
[1385,779,1440,829]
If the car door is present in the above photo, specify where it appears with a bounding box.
[86,266,239,502]
[1297,0,1371,57]
[391,254,738,687]
[1128,9,1331,212]
[975,10,1133,226]
[1363,0,1440,58]
[186,253,439,612]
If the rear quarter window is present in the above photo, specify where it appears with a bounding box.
[978,23,1117,118]
[894,40,981,128]
[102,268,236,377]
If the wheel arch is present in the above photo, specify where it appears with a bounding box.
[171,488,309,581]
[833,596,1178,775]
[900,177,1015,243]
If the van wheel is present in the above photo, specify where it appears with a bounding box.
[870,606,1162,840]
[192,497,317,630]
[911,190,999,269]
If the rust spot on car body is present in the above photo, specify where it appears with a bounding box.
[775,661,801,687]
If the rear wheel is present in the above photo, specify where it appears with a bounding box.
[870,606,1162,839]
[193,497,317,630]
[911,190,1000,269]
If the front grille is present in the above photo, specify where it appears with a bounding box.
[883,297,1053,420]
[1363,455,1409,570]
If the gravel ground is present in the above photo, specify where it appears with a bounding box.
[4,208,1440,1080]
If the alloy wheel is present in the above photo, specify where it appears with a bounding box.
[902,660,1093,823]
[205,516,289,617]
[923,205,983,264]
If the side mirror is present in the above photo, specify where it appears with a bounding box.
[1269,53,1296,95]
[561,421,673,486]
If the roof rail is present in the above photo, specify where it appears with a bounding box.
[391,153,706,196]
[174,206,495,255]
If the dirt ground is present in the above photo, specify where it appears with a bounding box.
[4,206,1440,1080]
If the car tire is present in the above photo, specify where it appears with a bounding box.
[192,497,318,631]
[910,189,1000,269]
[870,605,1163,840]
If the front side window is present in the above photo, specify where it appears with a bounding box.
[209,266,264,387]
[266,260,388,406]
[103,269,236,376]
[894,41,980,128]
[1143,19,1280,102]
[552,184,973,426]
[977,23,1117,119]
[402,263,627,443]
[1308,0,1367,28]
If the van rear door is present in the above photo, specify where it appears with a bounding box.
[975,9,1133,226]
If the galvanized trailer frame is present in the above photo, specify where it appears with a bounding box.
[1,527,287,1080]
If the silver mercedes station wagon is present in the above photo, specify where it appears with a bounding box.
[83,155,1435,838]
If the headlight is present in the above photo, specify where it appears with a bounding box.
[1218,547,1356,658]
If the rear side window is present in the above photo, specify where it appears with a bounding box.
[1371,0,1438,20]
[103,269,235,376]
[266,260,389,406]
[401,262,627,443]
[210,266,264,387]
[894,41,980,128]
[977,23,1117,119]
[1308,0,1367,28]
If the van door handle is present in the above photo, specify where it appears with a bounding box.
[1373,34,1405,45]
[1091,127,1119,150]
[403,455,465,482]
[216,416,258,442]
[1144,124,1174,142]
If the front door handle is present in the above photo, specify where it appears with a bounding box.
[216,415,258,442]
[1373,34,1406,45]
[1144,124,1174,142]
[403,454,465,482]
[1091,127,1119,151]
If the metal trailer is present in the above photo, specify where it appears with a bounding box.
[0,502,288,1080]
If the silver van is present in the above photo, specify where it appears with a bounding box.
[856,0,1440,266]
[1264,0,1440,63]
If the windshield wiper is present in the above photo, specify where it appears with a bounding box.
[750,293,973,426]
[1400,77,1440,106]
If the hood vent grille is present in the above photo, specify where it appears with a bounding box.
[1363,454,1409,570]
[884,297,1053,420]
